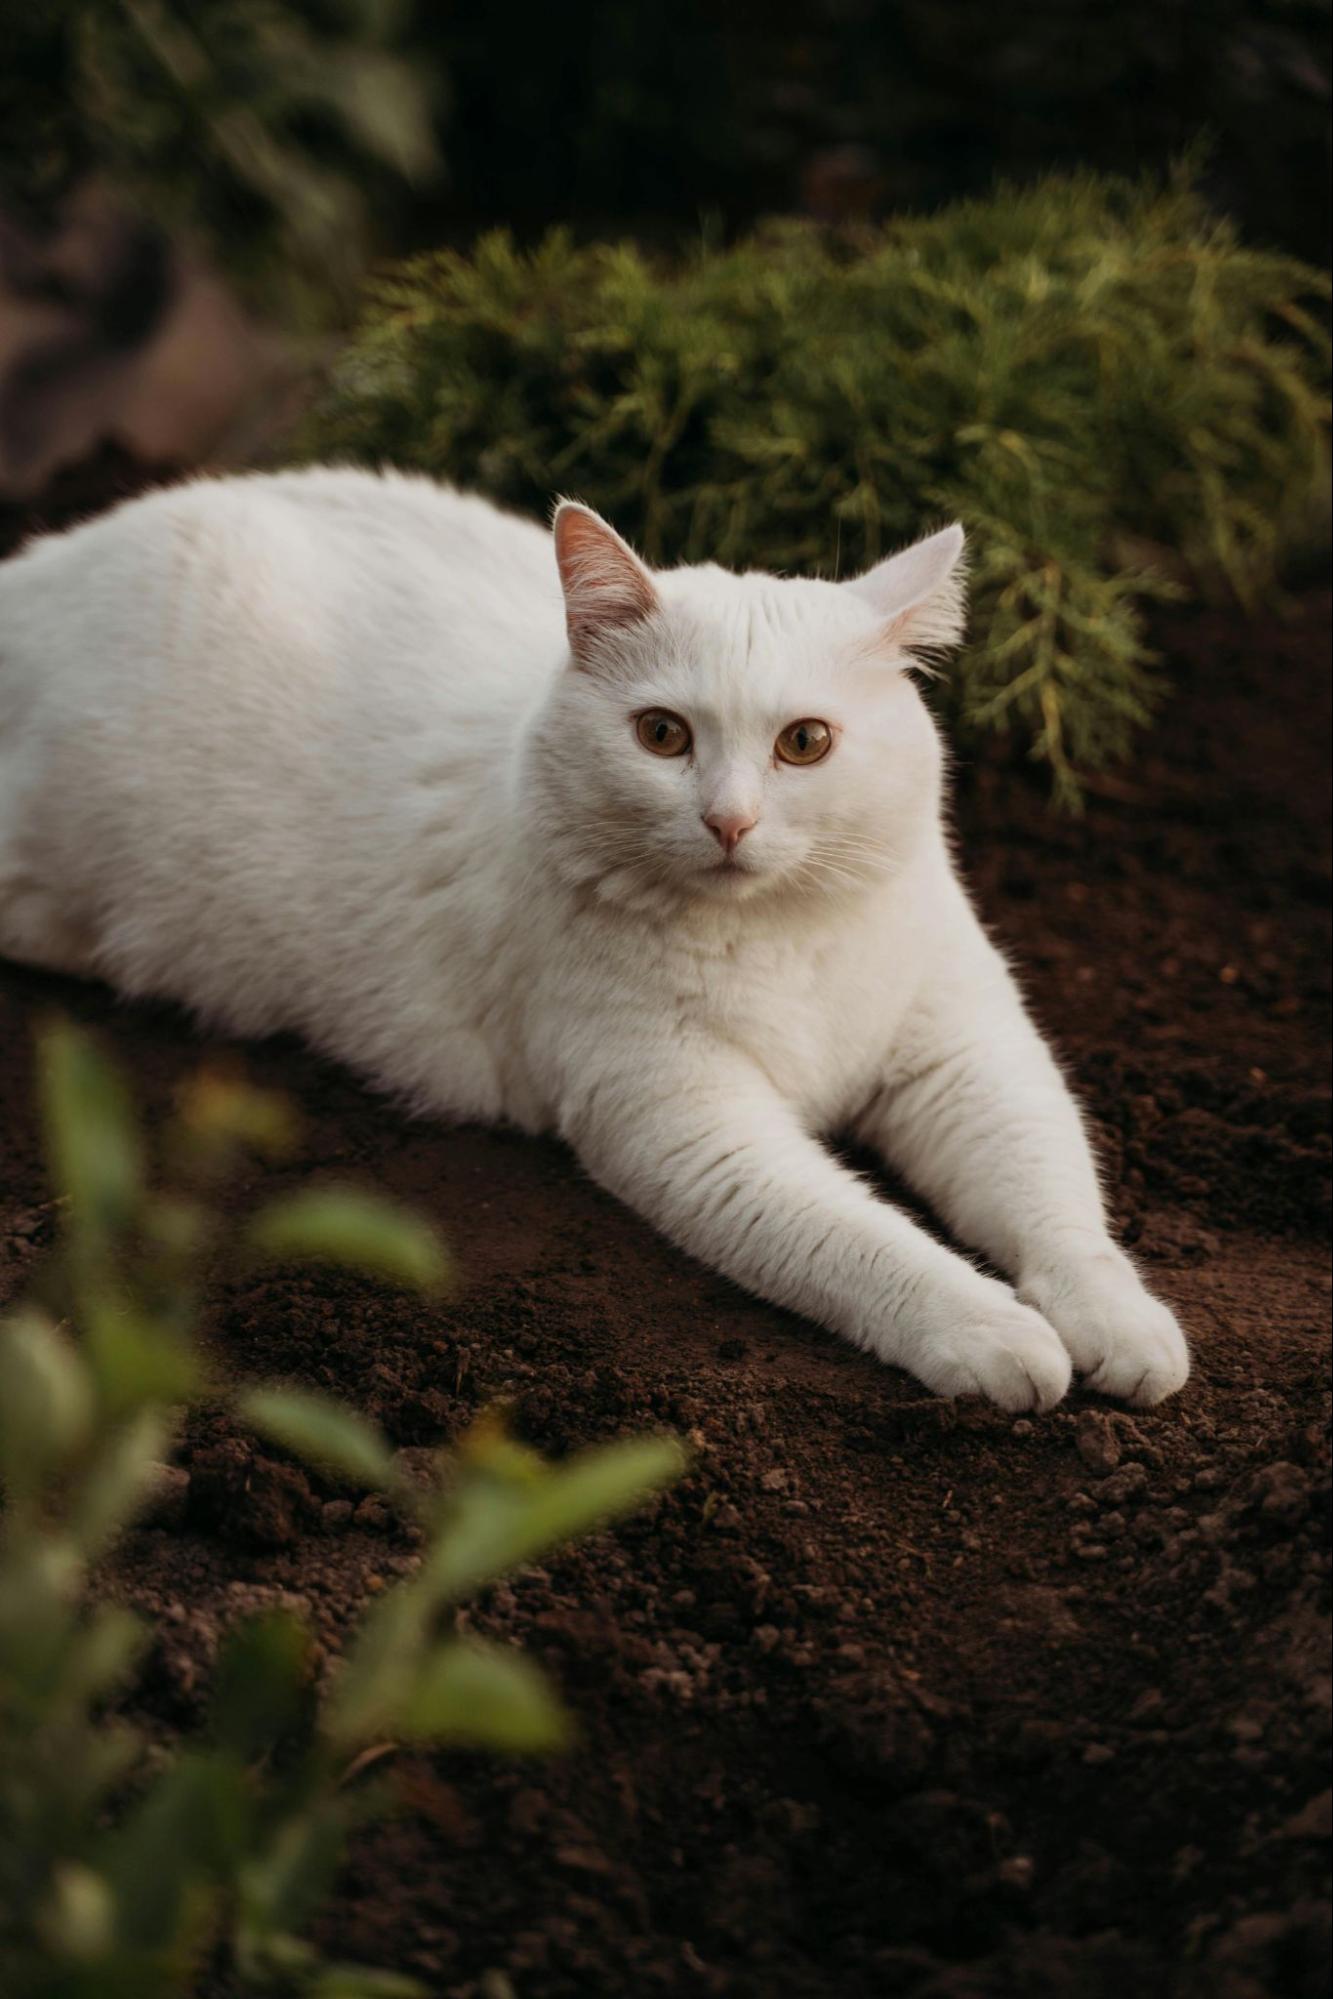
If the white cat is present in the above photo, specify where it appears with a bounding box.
[0,468,1189,1410]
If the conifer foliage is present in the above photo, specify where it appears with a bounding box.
[305,173,1330,800]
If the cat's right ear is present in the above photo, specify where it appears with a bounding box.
[553,502,660,665]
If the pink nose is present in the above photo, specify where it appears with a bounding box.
[704,811,757,856]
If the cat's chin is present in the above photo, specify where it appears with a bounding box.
[590,859,776,915]
[694,859,772,900]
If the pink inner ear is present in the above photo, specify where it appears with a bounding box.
[880,583,966,656]
[848,523,968,661]
[554,506,659,650]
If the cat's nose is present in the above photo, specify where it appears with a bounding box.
[703,810,757,856]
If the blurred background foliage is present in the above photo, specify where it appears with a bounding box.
[0,1,1329,782]
[3,0,1328,275]
[0,0,440,325]
[0,2,441,496]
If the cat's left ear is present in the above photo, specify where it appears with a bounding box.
[845,523,967,656]
[553,501,660,665]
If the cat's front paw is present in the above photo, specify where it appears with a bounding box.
[909,1284,1073,1413]
[1018,1253,1190,1406]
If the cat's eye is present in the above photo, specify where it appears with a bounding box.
[775,719,833,766]
[635,709,692,757]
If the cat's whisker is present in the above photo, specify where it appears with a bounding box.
[787,855,874,897]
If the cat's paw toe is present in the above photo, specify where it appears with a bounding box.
[918,1295,1073,1413]
[1081,1300,1190,1406]
[1020,1257,1190,1407]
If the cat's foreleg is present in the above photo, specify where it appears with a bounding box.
[859,958,1189,1405]
[563,1055,1072,1410]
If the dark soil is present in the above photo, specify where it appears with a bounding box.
[1,564,1329,1996]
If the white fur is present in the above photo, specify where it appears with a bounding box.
[0,468,1189,1410]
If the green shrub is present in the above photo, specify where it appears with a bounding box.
[0,1023,684,1997]
[302,170,1330,803]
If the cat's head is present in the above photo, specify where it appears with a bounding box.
[529,503,965,914]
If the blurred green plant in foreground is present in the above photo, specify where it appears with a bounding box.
[1,0,441,324]
[304,168,1331,804]
[0,1021,684,1997]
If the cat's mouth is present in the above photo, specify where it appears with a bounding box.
[699,853,764,892]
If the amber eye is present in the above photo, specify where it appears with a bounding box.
[635,709,692,757]
[775,719,833,766]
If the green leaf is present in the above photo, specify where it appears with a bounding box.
[322,1584,431,1747]
[426,1434,686,1604]
[396,1636,568,1752]
[308,1965,429,1998]
[101,1750,249,1950]
[211,1610,313,1759]
[523,1436,688,1547]
[83,1300,203,1417]
[238,1803,357,1942]
[34,1862,117,1965]
[69,1408,177,1560]
[140,1194,208,1263]
[51,1604,147,1714]
[175,1071,299,1161]
[308,1964,429,1998]
[245,1189,449,1294]
[0,1540,84,1691]
[39,1950,197,1999]
[0,1307,94,1499]
[323,53,439,182]
[238,1386,400,1490]
[38,1019,143,1244]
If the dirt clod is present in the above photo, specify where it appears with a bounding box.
[1075,1411,1122,1476]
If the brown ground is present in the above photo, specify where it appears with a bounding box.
[0,552,1329,1996]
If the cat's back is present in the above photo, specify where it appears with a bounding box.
[0,468,564,1069]
[0,466,560,721]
